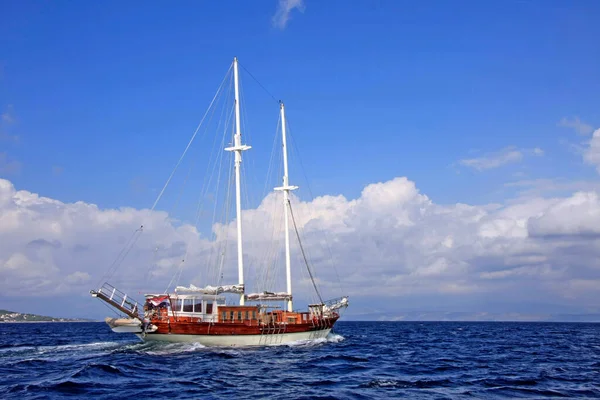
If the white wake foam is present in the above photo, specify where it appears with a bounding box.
[273,332,346,347]
[141,341,207,355]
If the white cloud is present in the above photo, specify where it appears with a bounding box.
[559,120,600,175]
[528,191,600,238]
[459,147,523,170]
[1,175,600,319]
[558,116,594,136]
[272,0,305,29]
[65,271,91,284]
[504,178,600,200]
[584,128,600,174]
[0,178,212,298]
[459,146,544,171]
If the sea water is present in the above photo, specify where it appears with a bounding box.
[1,321,599,399]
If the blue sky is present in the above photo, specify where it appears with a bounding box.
[2,0,598,207]
[1,1,600,320]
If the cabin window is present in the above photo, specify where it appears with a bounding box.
[222,311,227,321]
[182,299,193,312]
[172,299,182,312]
[230,311,234,320]
[252,311,256,320]
[194,299,202,313]
[206,302,213,314]
[287,317,295,323]
[237,311,242,321]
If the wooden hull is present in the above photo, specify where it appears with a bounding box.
[135,317,338,347]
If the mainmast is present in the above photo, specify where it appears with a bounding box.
[275,102,298,312]
[225,57,251,305]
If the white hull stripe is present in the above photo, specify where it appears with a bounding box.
[136,328,332,347]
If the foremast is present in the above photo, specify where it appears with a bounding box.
[274,102,298,312]
[225,57,251,305]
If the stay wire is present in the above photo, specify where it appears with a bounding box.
[150,63,233,212]
[98,225,144,286]
[163,67,233,293]
[100,64,232,288]
[238,61,279,104]
[288,201,323,304]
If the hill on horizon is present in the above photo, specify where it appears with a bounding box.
[0,309,93,323]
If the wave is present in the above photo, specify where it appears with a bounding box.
[0,345,37,355]
[37,341,124,354]
[316,354,369,363]
[481,386,570,397]
[71,363,124,379]
[128,341,207,356]
[360,378,455,389]
[7,358,51,367]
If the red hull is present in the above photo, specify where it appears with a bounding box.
[148,316,338,336]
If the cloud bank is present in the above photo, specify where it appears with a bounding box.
[1,175,600,319]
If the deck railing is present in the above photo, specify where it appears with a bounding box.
[90,282,142,320]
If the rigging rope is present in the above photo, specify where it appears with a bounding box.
[165,67,233,293]
[192,74,234,285]
[207,103,235,283]
[149,64,233,213]
[258,132,284,294]
[238,61,279,104]
[216,164,234,286]
[254,114,281,293]
[97,225,144,286]
[100,64,233,287]
[164,260,185,294]
[288,200,323,304]
[164,74,235,293]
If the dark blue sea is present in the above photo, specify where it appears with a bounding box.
[1,321,599,399]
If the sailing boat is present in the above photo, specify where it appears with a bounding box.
[91,57,348,346]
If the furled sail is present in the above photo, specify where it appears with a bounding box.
[174,284,245,294]
[244,291,292,301]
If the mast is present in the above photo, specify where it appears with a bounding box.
[275,102,298,312]
[225,57,251,305]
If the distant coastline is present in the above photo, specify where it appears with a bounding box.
[0,320,94,323]
[0,309,93,323]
